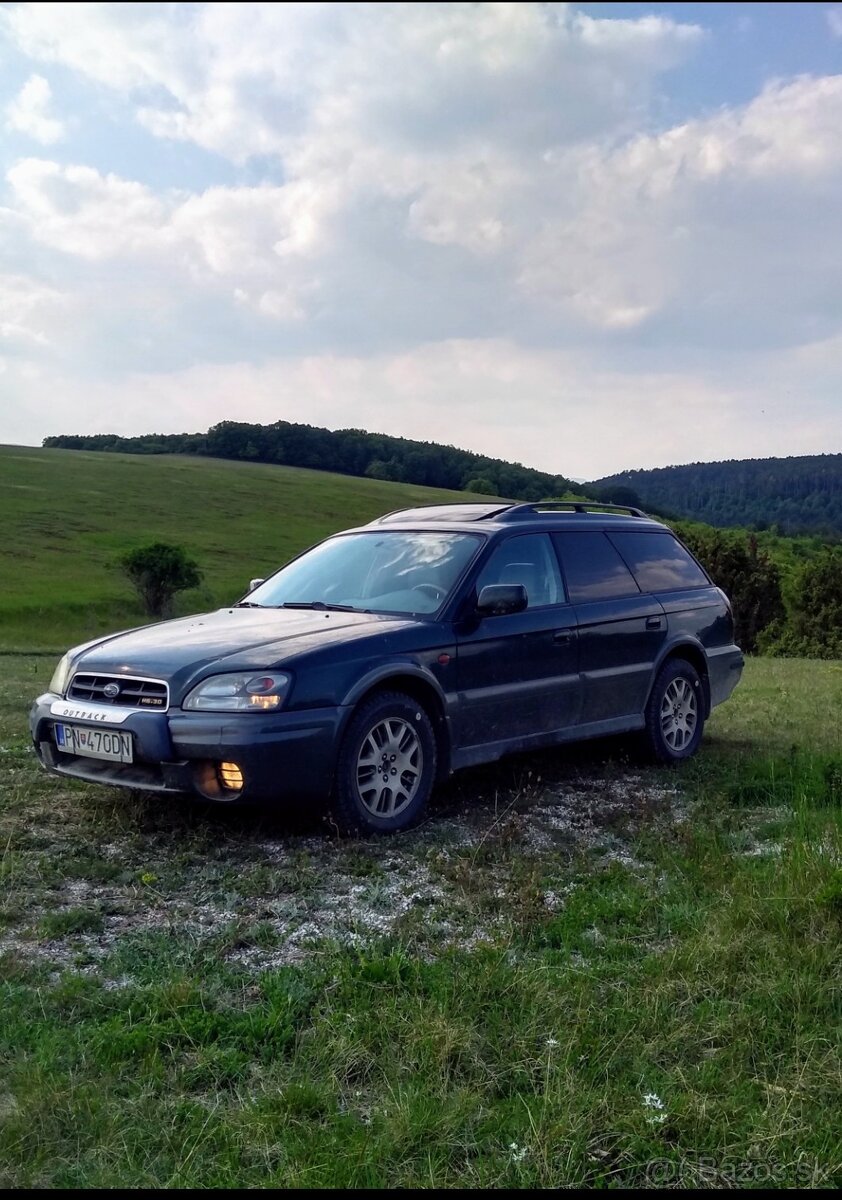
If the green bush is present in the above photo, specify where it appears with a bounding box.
[463,476,496,495]
[759,548,842,659]
[119,542,203,619]
[678,528,785,653]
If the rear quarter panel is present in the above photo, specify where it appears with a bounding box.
[657,586,743,709]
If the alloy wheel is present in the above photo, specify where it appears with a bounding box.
[660,677,698,751]
[355,717,423,817]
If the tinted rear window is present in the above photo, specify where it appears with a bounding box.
[552,532,639,602]
[609,532,709,592]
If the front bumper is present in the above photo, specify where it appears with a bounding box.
[30,693,349,803]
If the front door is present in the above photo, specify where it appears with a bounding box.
[454,533,581,749]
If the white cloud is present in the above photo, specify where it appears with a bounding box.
[827,7,842,38]
[2,2,704,160]
[0,3,709,334]
[6,158,169,258]
[517,75,842,334]
[4,160,319,324]
[1,2,194,93]
[0,272,65,344]
[5,73,64,143]
[11,68,842,343]
[0,3,839,473]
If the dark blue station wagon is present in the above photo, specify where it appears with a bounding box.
[31,502,744,833]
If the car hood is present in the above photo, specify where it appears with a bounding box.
[73,606,422,683]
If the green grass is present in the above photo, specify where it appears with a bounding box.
[0,445,498,649]
[0,655,839,1186]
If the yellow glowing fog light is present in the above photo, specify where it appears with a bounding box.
[218,761,244,791]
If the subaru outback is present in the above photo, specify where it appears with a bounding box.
[31,502,744,834]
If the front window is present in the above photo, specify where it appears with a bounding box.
[474,533,565,609]
[247,531,482,615]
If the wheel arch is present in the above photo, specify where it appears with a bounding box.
[651,640,711,717]
[342,666,452,780]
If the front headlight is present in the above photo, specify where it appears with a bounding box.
[183,671,292,712]
[49,652,73,697]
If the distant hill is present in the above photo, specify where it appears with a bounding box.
[43,420,573,503]
[589,454,842,536]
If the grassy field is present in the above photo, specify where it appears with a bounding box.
[1,445,839,1185]
[0,445,496,649]
[0,655,839,1187]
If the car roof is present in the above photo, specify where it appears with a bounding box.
[357,501,669,535]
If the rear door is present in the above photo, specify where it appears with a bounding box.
[552,530,667,723]
[607,528,731,690]
[454,532,581,748]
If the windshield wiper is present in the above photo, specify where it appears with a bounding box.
[281,601,361,612]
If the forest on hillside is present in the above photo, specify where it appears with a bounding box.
[591,454,842,536]
[43,421,572,503]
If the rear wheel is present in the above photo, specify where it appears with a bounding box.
[330,691,437,834]
[642,659,705,764]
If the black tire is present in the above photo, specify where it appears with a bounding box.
[641,659,705,764]
[330,691,437,835]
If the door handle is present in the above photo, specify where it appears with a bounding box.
[646,616,663,630]
[553,629,574,644]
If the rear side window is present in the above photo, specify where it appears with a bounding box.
[609,532,709,592]
[552,532,639,602]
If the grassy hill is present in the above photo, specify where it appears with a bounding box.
[589,453,842,536]
[0,445,497,650]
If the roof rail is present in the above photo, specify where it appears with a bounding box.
[371,499,649,525]
[498,501,646,519]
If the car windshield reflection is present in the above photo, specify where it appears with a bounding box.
[248,531,483,616]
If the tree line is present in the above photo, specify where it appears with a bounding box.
[43,421,573,502]
[591,454,842,536]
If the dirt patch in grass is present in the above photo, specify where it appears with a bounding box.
[0,769,684,979]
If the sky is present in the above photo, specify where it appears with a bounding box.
[1,2,841,482]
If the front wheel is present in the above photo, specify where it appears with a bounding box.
[642,659,705,764]
[330,691,437,835]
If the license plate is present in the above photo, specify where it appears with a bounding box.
[55,723,133,764]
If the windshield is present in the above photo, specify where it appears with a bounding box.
[247,530,483,615]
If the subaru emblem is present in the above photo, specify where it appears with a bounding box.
[103,682,121,699]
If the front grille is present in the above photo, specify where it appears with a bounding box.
[68,673,169,709]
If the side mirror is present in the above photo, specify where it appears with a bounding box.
[248,578,265,593]
[476,583,528,617]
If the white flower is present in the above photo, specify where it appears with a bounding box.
[509,1142,528,1163]
[546,1036,559,1048]
[643,1092,665,1110]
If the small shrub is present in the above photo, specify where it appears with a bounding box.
[464,476,496,495]
[119,541,202,618]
